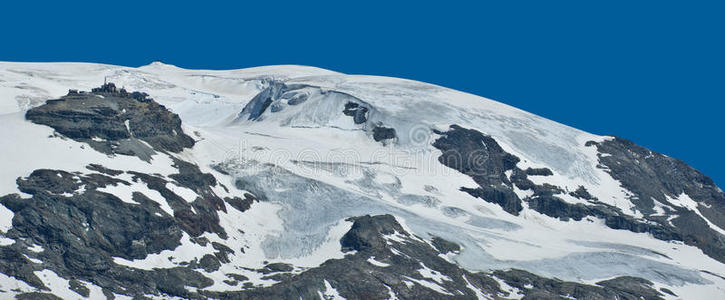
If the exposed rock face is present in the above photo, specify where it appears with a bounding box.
[340,214,405,252]
[0,168,217,298]
[432,124,725,265]
[570,185,597,200]
[342,102,368,124]
[433,125,523,215]
[8,169,183,260]
[372,125,396,142]
[589,137,725,263]
[25,83,194,161]
[15,292,63,300]
[431,236,461,254]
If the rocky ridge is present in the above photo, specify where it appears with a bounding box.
[25,83,195,161]
[432,124,725,265]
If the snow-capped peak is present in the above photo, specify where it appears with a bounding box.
[1,61,724,299]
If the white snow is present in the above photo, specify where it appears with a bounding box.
[0,112,181,197]
[385,285,399,300]
[417,263,451,284]
[667,193,725,236]
[667,192,699,211]
[166,182,199,203]
[23,254,42,264]
[0,272,33,298]
[282,219,354,267]
[317,279,345,300]
[651,197,673,217]
[34,269,105,299]
[463,275,491,300]
[124,119,131,134]
[113,233,208,270]
[367,257,390,267]
[97,182,136,204]
[490,275,524,299]
[97,173,174,215]
[27,244,44,253]
[0,204,12,233]
[660,271,725,300]
[403,276,453,295]
[0,236,14,246]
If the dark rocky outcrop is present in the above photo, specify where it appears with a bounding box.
[432,125,725,264]
[68,279,90,298]
[225,193,256,213]
[15,292,63,300]
[126,158,236,239]
[0,168,217,298]
[197,254,222,273]
[525,167,554,176]
[0,159,253,298]
[587,138,725,217]
[25,83,195,160]
[372,125,397,142]
[493,269,665,300]
[212,242,236,264]
[461,186,523,216]
[431,236,460,254]
[0,83,262,297]
[340,214,406,253]
[85,163,124,176]
[589,137,725,263]
[570,185,597,201]
[342,102,368,124]
[432,125,523,215]
[262,263,294,273]
[0,246,45,289]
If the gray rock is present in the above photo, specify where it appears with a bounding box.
[342,102,368,124]
[430,124,714,264]
[69,279,90,297]
[590,137,725,263]
[431,236,460,254]
[570,185,597,200]
[198,254,221,273]
[16,292,63,300]
[25,83,195,160]
[263,263,294,273]
[433,125,522,215]
[372,125,396,142]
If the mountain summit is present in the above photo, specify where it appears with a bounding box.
[0,62,723,299]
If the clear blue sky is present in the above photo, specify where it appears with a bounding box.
[2,1,724,187]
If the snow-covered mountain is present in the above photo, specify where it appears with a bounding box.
[0,61,724,299]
